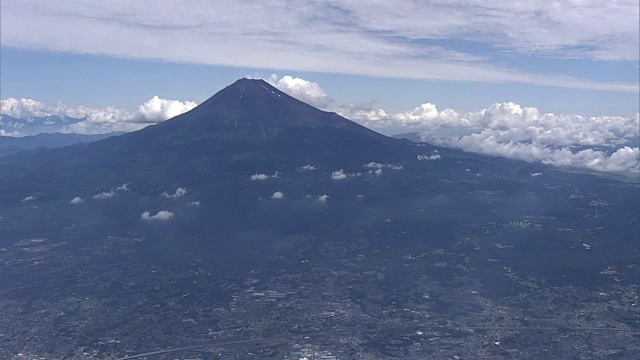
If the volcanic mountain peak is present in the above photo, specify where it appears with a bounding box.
[144,78,393,145]
[185,77,324,124]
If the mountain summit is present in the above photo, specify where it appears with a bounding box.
[0,78,408,197]
[139,78,393,144]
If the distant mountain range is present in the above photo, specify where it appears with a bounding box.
[0,131,124,156]
[392,132,423,143]
[0,79,638,358]
[0,114,87,136]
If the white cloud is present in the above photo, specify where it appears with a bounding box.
[250,172,280,181]
[162,187,187,199]
[92,191,115,199]
[115,183,130,191]
[1,1,635,92]
[365,162,403,170]
[347,101,639,173]
[530,172,542,177]
[266,75,332,108]
[1,98,52,118]
[271,191,284,199]
[1,96,197,135]
[417,154,442,161]
[0,128,24,137]
[70,196,84,204]
[21,195,36,202]
[298,164,316,171]
[132,96,197,124]
[317,194,330,203]
[188,201,200,206]
[331,170,348,180]
[91,183,131,200]
[62,97,197,134]
[141,210,174,221]
[331,169,363,180]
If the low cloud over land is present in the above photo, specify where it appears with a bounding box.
[141,210,174,221]
[344,102,639,173]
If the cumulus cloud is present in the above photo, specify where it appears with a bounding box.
[298,164,316,171]
[141,210,174,221]
[365,162,403,170]
[265,75,332,108]
[62,97,197,134]
[331,170,347,180]
[271,191,284,199]
[331,169,362,180]
[347,101,639,173]
[132,96,197,124]
[21,195,36,202]
[162,187,187,199]
[1,128,23,137]
[188,201,200,206]
[418,154,442,161]
[250,171,280,180]
[70,196,84,204]
[1,96,197,135]
[530,172,542,177]
[317,194,330,203]
[2,98,54,118]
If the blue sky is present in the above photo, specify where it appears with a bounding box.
[1,46,638,118]
[1,0,638,116]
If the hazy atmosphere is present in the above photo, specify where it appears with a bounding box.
[1,1,639,359]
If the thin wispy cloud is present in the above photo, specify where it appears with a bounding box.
[93,191,115,199]
[21,195,36,202]
[162,187,187,199]
[298,164,317,172]
[1,1,636,92]
[115,183,130,191]
[91,183,131,200]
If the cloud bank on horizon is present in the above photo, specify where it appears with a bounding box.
[0,0,637,92]
[340,101,640,173]
[1,96,196,135]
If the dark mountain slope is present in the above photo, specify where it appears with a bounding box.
[0,79,413,199]
[0,132,124,156]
